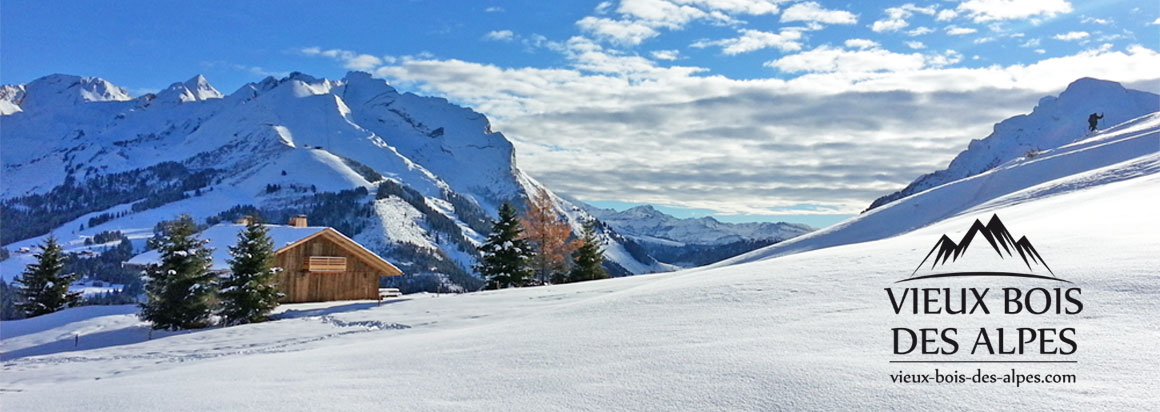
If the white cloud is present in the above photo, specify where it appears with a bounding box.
[575,0,792,47]
[300,47,382,70]
[765,45,926,74]
[936,9,958,21]
[905,41,926,49]
[780,2,857,25]
[615,0,708,28]
[1080,16,1111,25]
[844,39,879,50]
[651,49,681,60]
[1035,48,1046,54]
[873,4,938,32]
[1020,38,1041,48]
[1152,17,1160,25]
[1052,31,1090,41]
[906,26,934,36]
[484,6,504,13]
[946,26,978,35]
[871,18,908,32]
[693,29,804,55]
[957,0,1073,23]
[679,0,782,16]
[483,30,516,42]
[884,4,935,21]
[926,50,963,67]
[305,42,1160,216]
[577,17,661,46]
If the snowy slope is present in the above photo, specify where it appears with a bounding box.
[721,111,1160,266]
[1,140,1156,410]
[867,77,1158,211]
[0,72,667,285]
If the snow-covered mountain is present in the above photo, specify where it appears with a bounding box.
[2,105,1156,411]
[866,77,1158,211]
[0,72,670,289]
[588,205,812,246]
[586,204,812,267]
[722,80,1159,266]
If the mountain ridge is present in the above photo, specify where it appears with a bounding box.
[866,77,1159,211]
[0,71,672,290]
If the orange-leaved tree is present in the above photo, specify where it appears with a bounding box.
[520,190,578,284]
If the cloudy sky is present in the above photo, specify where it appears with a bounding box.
[3,0,1158,226]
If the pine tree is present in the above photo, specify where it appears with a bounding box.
[520,190,578,284]
[0,280,24,320]
[219,217,282,325]
[15,236,81,317]
[475,203,533,289]
[568,220,609,283]
[140,215,217,330]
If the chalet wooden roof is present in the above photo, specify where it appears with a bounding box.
[276,228,402,276]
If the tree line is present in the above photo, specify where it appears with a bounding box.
[7,215,282,329]
[476,191,608,289]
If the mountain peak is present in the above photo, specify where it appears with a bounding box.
[16,74,132,110]
[866,78,1159,211]
[157,74,223,103]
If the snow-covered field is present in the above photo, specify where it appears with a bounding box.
[2,130,1157,410]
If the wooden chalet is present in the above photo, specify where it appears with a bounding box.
[127,215,402,303]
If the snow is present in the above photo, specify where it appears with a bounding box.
[125,224,327,271]
[68,280,123,296]
[589,204,813,246]
[154,75,223,104]
[867,77,1159,210]
[1,71,664,277]
[721,111,1160,266]
[359,196,439,251]
[5,104,1155,409]
[1,159,1156,409]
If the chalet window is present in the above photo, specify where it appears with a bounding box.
[306,256,347,272]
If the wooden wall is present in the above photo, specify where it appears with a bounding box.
[274,233,383,303]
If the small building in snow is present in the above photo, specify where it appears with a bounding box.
[126,216,402,303]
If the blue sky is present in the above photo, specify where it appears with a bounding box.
[3,0,1158,227]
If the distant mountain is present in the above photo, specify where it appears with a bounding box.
[912,214,1052,276]
[867,78,1159,211]
[0,72,672,291]
[586,204,813,267]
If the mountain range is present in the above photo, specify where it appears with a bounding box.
[586,204,813,267]
[0,72,810,290]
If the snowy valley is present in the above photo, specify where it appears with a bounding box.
[0,78,1157,409]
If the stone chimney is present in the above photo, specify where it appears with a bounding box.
[235,215,253,225]
[289,215,308,227]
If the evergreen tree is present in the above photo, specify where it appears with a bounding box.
[15,236,81,317]
[0,280,24,320]
[568,220,609,283]
[140,215,217,330]
[219,217,282,325]
[475,203,534,289]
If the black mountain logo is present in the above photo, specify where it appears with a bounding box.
[901,214,1065,283]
